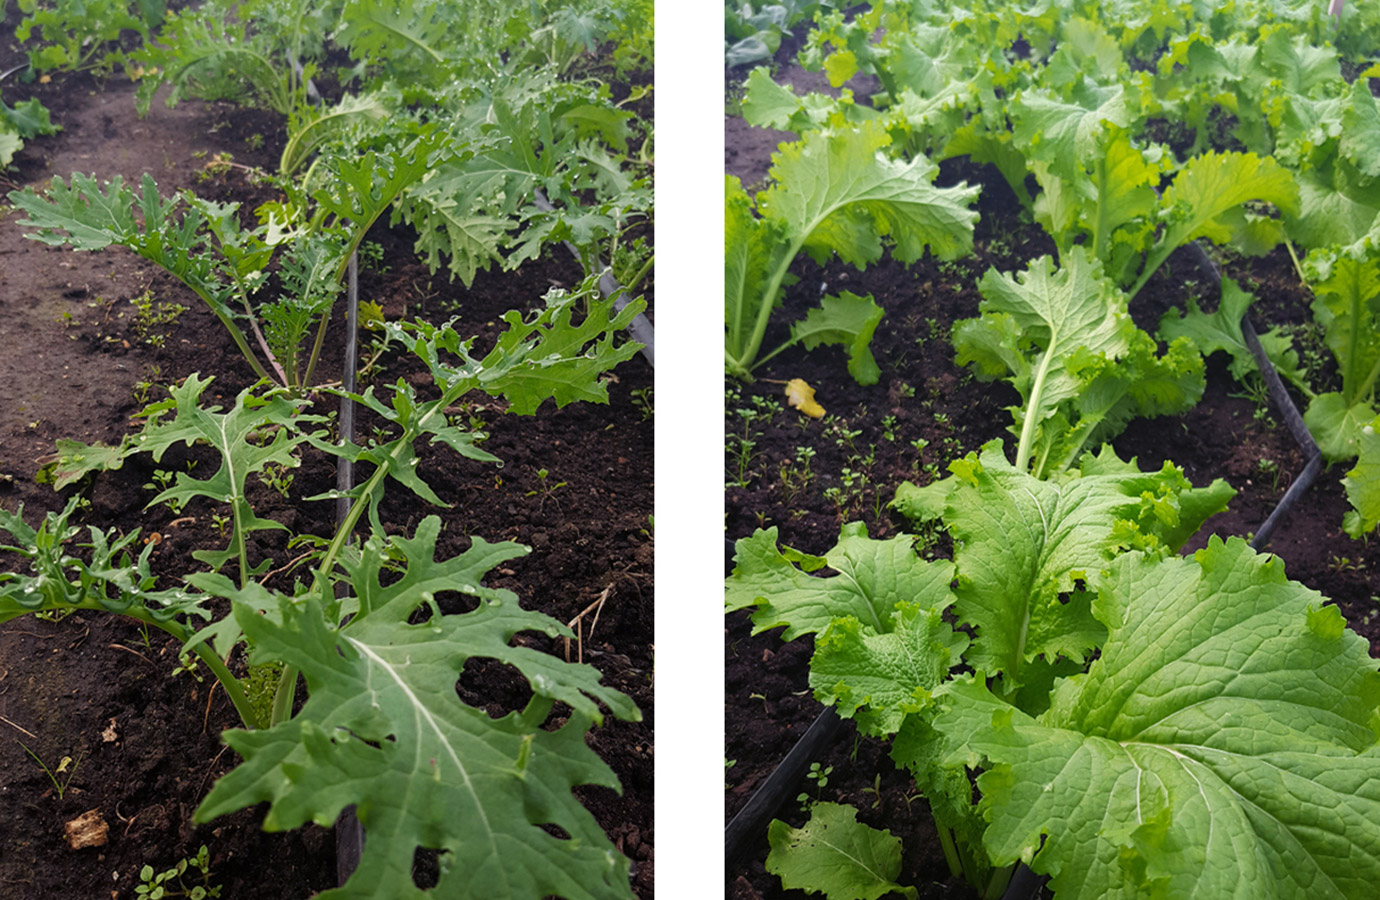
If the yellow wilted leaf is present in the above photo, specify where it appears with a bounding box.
[785,378,825,418]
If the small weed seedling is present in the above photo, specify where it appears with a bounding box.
[1330,555,1364,574]
[128,290,186,348]
[1363,596,1380,628]
[259,462,294,499]
[1229,376,1274,426]
[526,468,567,499]
[144,470,186,514]
[631,386,653,421]
[727,433,759,489]
[357,240,388,275]
[826,419,862,455]
[133,366,165,407]
[1256,458,1283,492]
[796,762,832,811]
[136,844,222,899]
[777,446,817,502]
[861,773,883,810]
[18,742,83,800]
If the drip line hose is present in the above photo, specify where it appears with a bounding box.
[531,190,655,367]
[334,256,365,884]
[724,707,844,870]
[336,253,359,523]
[335,252,365,884]
[286,50,323,105]
[724,239,1328,899]
[1181,241,1324,551]
[286,51,367,885]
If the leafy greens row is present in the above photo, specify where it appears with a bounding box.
[727,3,1380,897]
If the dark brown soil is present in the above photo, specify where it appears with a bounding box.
[723,52,1380,900]
[0,31,653,900]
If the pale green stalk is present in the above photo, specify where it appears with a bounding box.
[172,275,274,383]
[619,253,654,297]
[1342,277,1374,408]
[729,236,805,378]
[269,370,472,726]
[982,863,1016,900]
[1127,243,1173,301]
[1091,155,1110,264]
[39,595,257,728]
[1015,342,1058,473]
[935,826,963,879]
[1284,238,1309,289]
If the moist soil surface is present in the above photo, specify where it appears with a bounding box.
[0,33,654,900]
[723,47,1380,900]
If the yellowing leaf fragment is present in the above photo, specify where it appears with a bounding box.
[785,378,825,418]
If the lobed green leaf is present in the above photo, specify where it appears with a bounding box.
[197,518,638,900]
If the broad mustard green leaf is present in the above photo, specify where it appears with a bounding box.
[925,442,1232,694]
[726,524,954,641]
[811,601,968,738]
[935,538,1380,900]
[1160,149,1299,251]
[767,803,917,900]
[727,120,978,382]
[1157,277,1311,394]
[1344,415,1380,537]
[955,247,1201,475]
[791,292,885,386]
[1304,255,1380,461]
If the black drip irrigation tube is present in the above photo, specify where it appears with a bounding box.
[531,190,655,367]
[334,250,365,883]
[724,239,1328,898]
[1180,241,1325,551]
[724,706,844,871]
[287,52,365,885]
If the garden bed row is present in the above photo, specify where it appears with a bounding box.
[724,27,1380,899]
[0,21,654,899]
